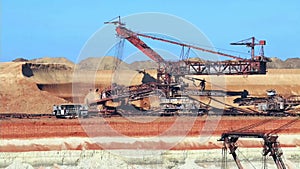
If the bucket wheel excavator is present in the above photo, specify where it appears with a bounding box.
[87,17,270,117]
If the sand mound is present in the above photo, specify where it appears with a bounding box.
[129,60,158,70]
[29,57,74,67]
[224,69,300,96]
[0,62,67,114]
[268,57,300,69]
[22,62,74,84]
[77,56,131,70]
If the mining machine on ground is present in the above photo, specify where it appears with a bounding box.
[87,17,270,117]
[234,89,300,116]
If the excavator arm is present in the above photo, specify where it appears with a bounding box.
[116,25,244,61]
[106,17,269,76]
[116,26,165,63]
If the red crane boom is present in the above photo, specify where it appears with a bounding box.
[105,18,269,76]
[135,30,244,61]
[116,25,244,62]
[116,26,165,63]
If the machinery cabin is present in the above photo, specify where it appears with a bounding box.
[53,103,89,118]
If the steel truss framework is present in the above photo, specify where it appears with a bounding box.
[219,132,286,169]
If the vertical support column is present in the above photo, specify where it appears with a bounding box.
[263,135,287,169]
[251,37,255,59]
[262,155,267,169]
[224,137,244,169]
[221,147,227,169]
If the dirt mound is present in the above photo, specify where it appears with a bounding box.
[0,62,67,114]
[129,60,158,70]
[22,62,74,84]
[224,69,300,96]
[268,57,300,69]
[29,57,74,67]
[77,56,131,70]
[12,58,29,62]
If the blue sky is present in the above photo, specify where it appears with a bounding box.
[1,0,299,63]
